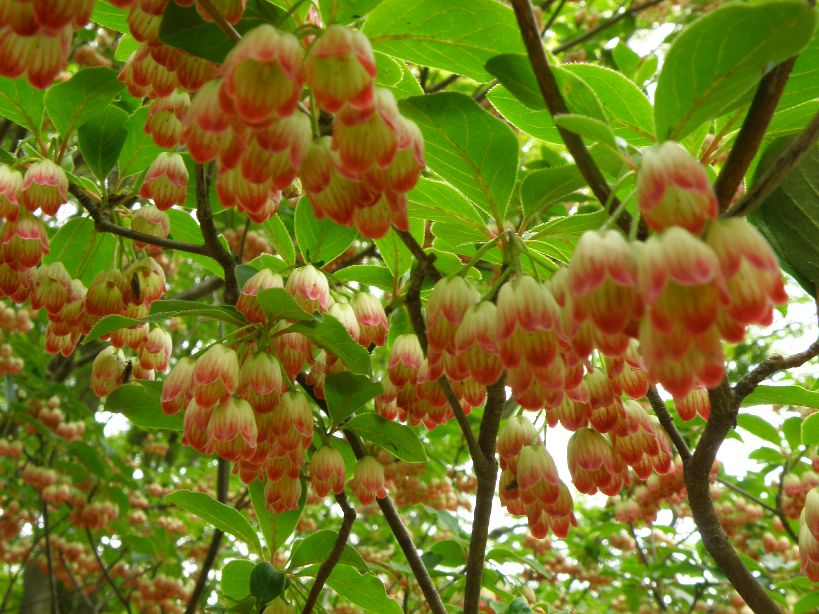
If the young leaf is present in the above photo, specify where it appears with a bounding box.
[324,372,383,424]
[221,560,255,602]
[166,490,263,555]
[802,412,819,446]
[399,93,519,222]
[77,104,129,181]
[249,562,285,606]
[736,414,781,447]
[345,414,426,462]
[520,165,586,220]
[263,214,296,267]
[553,114,618,151]
[290,530,368,571]
[44,68,125,137]
[324,565,403,614]
[741,384,819,410]
[104,382,184,431]
[294,197,357,266]
[363,0,523,82]
[654,1,816,140]
[248,481,274,557]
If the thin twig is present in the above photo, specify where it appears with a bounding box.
[646,385,691,461]
[733,337,819,402]
[301,492,356,613]
[172,277,225,301]
[85,528,132,614]
[626,523,667,611]
[196,0,242,42]
[195,164,239,305]
[298,376,447,614]
[713,59,797,211]
[425,74,461,94]
[69,184,210,255]
[184,457,230,614]
[774,464,799,543]
[41,497,59,614]
[551,0,667,54]
[509,0,633,234]
[724,110,819,218]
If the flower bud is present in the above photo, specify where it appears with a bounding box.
[238,351,283,414]
[192,343,240,408]
[236,269,284,323]
[161,357,195,414]
[333,88,401,177]
[131,205,170,251]
[91,347,126,397]
[84,269,128,317]
[427,276,479,355]
[349,456,387,504]
[207,397,258,462]
[0,165,23,221]
[264,476,302,513]
[30,262,71,315]
[673,387,710,422]
[138,327,172,372]
[310,446,346,498]
[286,264,330,313]
[1,213,49,270]
[388,334,424,387]
[637,141,717,234]
[497,416,538,467]
[306,25,376,113]
[351,292,388,347]
[139,152,188,210]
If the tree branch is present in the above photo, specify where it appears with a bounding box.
[85,528,132,614]
[774,464,799,543]
[646,385,691,462]
[713,60,797,211]
[733,337,819,402]
[171,276,225,301]
[184,457,230,614]
[195,164,239,305]
[509,0,633,234]
[69,184,210,256]
[40,497,59,614]
[301,492,356,614]
[298,376,447,614]
[724,110,819,218]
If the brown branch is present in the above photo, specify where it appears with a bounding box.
[463,376,506,614]
[551,0,667,54]
[774,464,799,543]
[196,0,242,42]
[425,74,461,94]
[333,243,377,270]
[301,492,356,614]
[184,457,230,614]
[733,337,819,402]
[69,184,210,255]
[646,385,691,462]
[509,0,633,234]
[713,60,797,211]
[195,164,239,305]
[40,497,59,614]
[724,110,819,218]
[171,276,225,301]
[85,528,132,614]
[298,376,447,614]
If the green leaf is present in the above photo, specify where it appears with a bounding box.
[263,214,296,267]
[319,0,382,24]
[345,414,426,462]
[77,105,129,181]
[166,490,263,554]
[290,530,368,571]
[633,55,659,87]
[43,218,116,285]
[288,315,372,375]
[91,0,129,32]
[249,562,285,606]
[159,0,283,64]
[248,482,274,557]
[165,209,224,277]
[44,68,125,137]
[612,41,640,80]
[742,384,819,410]
[736,414,781,447]
[0,77,45,134]
[553,114,617,151]
[802,412,819,446]
[795,589,819,614]
[104,382,184,431]
[256,288,312,322]
[654,1,816,140]
[115,33,140,63]
[783,416,803,450]
[525,209,606,264]
[294,197,357,266]
[221,560,255,602]
[248,254,289,273]
[751,138,819,292]
[428,539,467,567]
[408,178,486,231]
[324,372,383,425]
[375,52,423,99]
[373,219,425,282]
[333,265,395,291]
[399,93,518,221]
[84,301,245,343]
[487,86,556,143]
[520,165,586,220]
[69,441,110,478]
[748,447,784,465]
[363,0,523,82]
[118,107,166,179]
[325,565,403,614]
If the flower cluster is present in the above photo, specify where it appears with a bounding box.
[800,488,819,581]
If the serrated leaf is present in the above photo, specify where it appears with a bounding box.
[333,265,395,291]
[520,165,586,220]
[0,76,44,134]
[325,565,402,614]
[324,372,382,424]
[554,114,617,151]
[345,414,426,462]
[374,51,422,99]
[294,197,357,266]
[45,68,125,137]
[399,93,518,222]
[43,218,117,285]
[407,178,486,231]
[742,384,819,410]
[525,209,606,263]
[290,530,368,571]
[751,138,819,291]
[221,560,255,602]
[91,0,129,32]
[262,214,296,267]
[167,490,262,554]
[654,1,816,140]
[736,413,781,447]
[363,0,523,82]
[256,288,312,322]
[803,412,819,446]
[104,382,184,431]
[77,104,129,181]
[287,315,372,375]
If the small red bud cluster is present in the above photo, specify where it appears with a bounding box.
[0,0,93,88]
